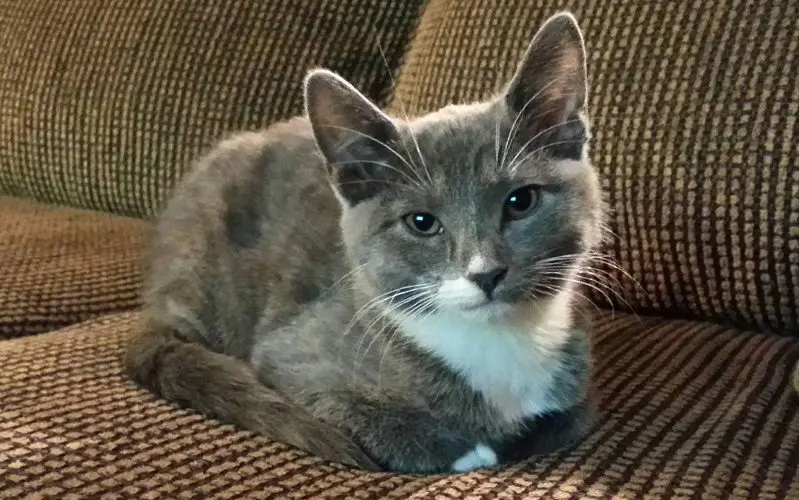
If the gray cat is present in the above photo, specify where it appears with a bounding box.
[125,12,604,474]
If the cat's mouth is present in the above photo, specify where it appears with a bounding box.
[461,300,490,310]
[453,299,512,320]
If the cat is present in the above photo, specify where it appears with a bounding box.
[125,12,604,474]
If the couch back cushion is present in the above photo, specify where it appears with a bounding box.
[0,0,422,219]
[390,0,799,334]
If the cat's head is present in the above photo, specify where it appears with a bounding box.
[305,12,603,322]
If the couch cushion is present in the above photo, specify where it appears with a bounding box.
[2,311,797,498]
[389,1,799,335]
[0,0,424,219]
[0,197,149,339]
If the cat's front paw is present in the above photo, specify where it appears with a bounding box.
[451,443,498,472]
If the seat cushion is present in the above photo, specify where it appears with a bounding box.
[0,197,149,339]
[389,0,799,335]
[0,0,424,219]
[2,312,797,498]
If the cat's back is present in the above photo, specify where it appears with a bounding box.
[153,116,340,263]
[167,116,328,224]
[146,116,344,355]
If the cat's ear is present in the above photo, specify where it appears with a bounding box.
[503,12,588,143]
[305,69,401,206]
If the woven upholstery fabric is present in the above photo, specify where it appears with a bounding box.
[0,0,423,220]
[0,197,149,339]
[1,312,797,498]
[389,1,799,335]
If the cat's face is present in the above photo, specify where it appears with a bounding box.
[306,13,603,321]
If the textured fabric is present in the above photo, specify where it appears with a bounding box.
[390,1,799,335]
[1,312,797,498]
[0,0,423,219]
[0,197,149,339]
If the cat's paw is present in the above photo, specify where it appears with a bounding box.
[451,443,498,472]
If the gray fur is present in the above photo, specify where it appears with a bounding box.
[125,12,604,473]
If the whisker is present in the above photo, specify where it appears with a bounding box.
[503,118,583,173]
[319,263,366,298]
[529,253,644,321]
[494,120,501,169]
[599,222,622,244]
[374,36,433,186]
[535,269,615,315]
[346,284,435,337]
[508,140,586,174]
[529,280,604,317]
[499,78,561,171]
[328,158,423,191]
[374,293,438,387]
[354,287,433,373]
[334,176,425,195]
[342,284,435,341]
[522,287,599,324]
[375,294,437,385]
[578,268,641,320]
[583,253,651,300]
[321,124,426,186]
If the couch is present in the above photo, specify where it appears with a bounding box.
[2,0,797,498]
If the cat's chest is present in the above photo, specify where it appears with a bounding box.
[397,313,566,423]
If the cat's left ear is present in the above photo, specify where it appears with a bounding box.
[503,12,588,141]
[305,69,401,206]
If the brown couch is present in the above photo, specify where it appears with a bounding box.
[2,0,797,498]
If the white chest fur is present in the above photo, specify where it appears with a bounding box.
[395,303,572,423]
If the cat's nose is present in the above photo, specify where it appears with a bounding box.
[468,267,508,297]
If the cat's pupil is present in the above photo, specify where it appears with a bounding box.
[508,190,531,210]
[412,214,434,231]
[508,191,533,210]
[504,185,539,220]
[403,212,441,236]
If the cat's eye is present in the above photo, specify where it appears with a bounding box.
[403,212,443,236]
[504,185,540,220]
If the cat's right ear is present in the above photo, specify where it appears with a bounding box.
[502,12,589,153]
[305,69,401,206]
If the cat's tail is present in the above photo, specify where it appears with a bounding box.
[124,321,380,471]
